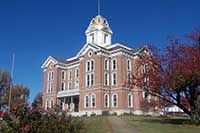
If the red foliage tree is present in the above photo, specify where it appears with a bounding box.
[132,28,200,123]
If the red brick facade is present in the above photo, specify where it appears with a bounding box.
[41,15,159,116]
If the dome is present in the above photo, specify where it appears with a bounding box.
[85,15,112,34]
[89,15,109,27]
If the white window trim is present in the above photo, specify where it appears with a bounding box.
[91,59,95,72]
[84,95,89,108]
[104,59,109,70]
[75,68,79,79]
[51,82,54,93]
[86,61,90,72]
[127,59,132,71]
[68,81,72,90]
[112,93,118,107]
[112,59,117,71]
[61,70,66,80]
[51,71,54,80]
[47,82,51,93]
[68,70,72,80]
[91,94,96,108]
[128,93,133,107]
[104,72,109,86]
[75,79,79,89]
[90,73,94,86]
[45,100,49,110]
[50,99,54,108]
[61,81,66,91]
[104,93,109,108]
[112,72,117,86]
[86,74,90,87]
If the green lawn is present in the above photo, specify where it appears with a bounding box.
[121,115,200,133]
[81,115,200,133]
[82,116,112,133]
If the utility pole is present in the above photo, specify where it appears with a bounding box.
[8,53,15,113]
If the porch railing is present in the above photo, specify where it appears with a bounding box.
[57,89,80,98]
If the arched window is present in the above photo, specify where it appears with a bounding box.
[84,95,89,108]
[86,61,90,72]
[104,73,109,86]
[128,94,133,107]
[112,59,117,70]
[104,94,109,107]
[91,60,94,71]
[104,59,109,70]
[91,94,96,108]
[112,94,118,107]
[112,73,117,85]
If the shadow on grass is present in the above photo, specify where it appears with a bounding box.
[138,116,193,125]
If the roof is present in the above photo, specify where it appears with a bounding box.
[41,43,148,69]
[51,56,67,64]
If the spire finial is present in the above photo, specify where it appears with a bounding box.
[98,0,101,15]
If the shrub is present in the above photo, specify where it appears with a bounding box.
[102,110,110,116]
[0,105,86,133]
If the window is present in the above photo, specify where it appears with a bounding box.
[90,33,94,43]
[127,60,131,71]
[104,34,108,43]
[88,51,92,57]
[48,72,51,81]
[84,95,89,108]
[86,74,90,86]
[104,59,109,70]
[51,83,53,92]
[50,99,54,108]
[112,59,117,70]
[75,80,79,89]
[75,68,79,79]
[142,64,148,74]
[61,71,66,80]
[68,70,72,80]
[48,71,54,81]
[91,73,94,86]
[127,72,131,82]
[112,73,117,85]
[112,94,118,107]
[47,82,53,93]
[46,100,49,110]
[51,71,54,80]
[128,94,133,107]
[104,73,109,86]
[87,61,90,72]
[91,94,96,108]
[61,82,65,91]
[68,81,72,90]
[91,60,94,71]
[86,73,95,87]
[104,94,109,107]
[48,82,51,93]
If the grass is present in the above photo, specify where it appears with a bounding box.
[121,115,200,133]
[80,115,200,133]
[82,116,112,133]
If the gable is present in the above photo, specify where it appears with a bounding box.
[41,56,58,69]
[76,43,100,57]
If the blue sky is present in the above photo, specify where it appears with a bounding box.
[0,0,200,102]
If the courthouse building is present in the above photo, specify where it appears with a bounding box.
[41,15,153,116]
